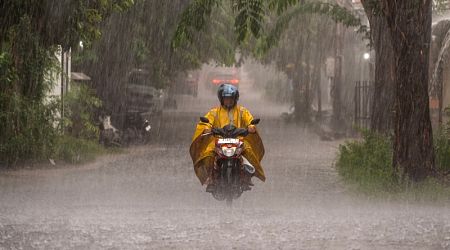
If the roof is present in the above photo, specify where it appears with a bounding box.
[71,72,91,81]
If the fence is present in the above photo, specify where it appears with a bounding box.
[354,81,373,129]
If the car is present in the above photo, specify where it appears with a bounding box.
[123,69,165,137]
[206,72,240,91]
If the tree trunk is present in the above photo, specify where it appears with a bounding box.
[293,64,310,123]
[299,42,312,123]
[292,73,303,121]
[382,0,435,181]
[313,48,323,121]
[291,30,310,123]
[331,23,344,130]
[361,3,395,134]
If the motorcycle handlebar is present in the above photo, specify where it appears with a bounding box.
[202,128,249,138]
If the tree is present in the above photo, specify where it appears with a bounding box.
[0,0,133,164]
[360,1,394,134]
[377,0,435,181]
[174,0,361,124]
[75,0,240,119]
[255,13,337,123]
[362,0,449,134]
[175,0,437,181]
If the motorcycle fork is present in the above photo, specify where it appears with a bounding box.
[219,158,240,185]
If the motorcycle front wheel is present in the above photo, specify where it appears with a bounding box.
[225,167,233,207]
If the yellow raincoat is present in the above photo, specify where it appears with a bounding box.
[190,105,266,184]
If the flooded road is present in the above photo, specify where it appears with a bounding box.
[0,91,449,250]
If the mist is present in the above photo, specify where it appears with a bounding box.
[0,1,449,249]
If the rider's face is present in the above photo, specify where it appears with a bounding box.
[223,97,235,108]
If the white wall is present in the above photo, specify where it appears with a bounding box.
[49,46,71,98]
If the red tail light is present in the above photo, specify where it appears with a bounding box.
[230,79,239,84]
[212,79,221,84]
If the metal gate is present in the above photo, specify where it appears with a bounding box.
[354,81,373,129]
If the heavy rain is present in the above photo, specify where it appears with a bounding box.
[0,0,450,249]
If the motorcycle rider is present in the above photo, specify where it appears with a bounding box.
[190,83,266,192]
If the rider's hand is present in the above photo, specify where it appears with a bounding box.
[248,125,256,134]
[203,128,212,134]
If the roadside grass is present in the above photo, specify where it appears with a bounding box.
[53,135,121,165]
[336,130,450,202]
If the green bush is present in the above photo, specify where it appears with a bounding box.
[64,83,102,139]
[53,136,107,164]
[436,106,450,174]
[0,54,103,166]
[0,18,60,165]
[0,52,105,166]
[337,131,397,195]
[336,131,450,201]
[0,93,60,165]
[434,129,450,174]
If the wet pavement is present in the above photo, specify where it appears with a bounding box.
[0,93,449,250]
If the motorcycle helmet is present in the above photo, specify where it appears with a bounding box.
[217,83,239,107]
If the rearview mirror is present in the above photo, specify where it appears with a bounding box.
[200,117,210,123]
[250,118,260,125]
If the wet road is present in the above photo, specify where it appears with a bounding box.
[0,93,449,250]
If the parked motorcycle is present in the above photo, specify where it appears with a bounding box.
[122,112,153,145]
[99,114,152,147]
[99,115,121,147]
[199,116,260,206]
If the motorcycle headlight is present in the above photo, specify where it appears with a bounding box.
[222,146,236,157]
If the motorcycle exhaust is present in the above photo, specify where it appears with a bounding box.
[243,164,255,175]
[242,157,255,175]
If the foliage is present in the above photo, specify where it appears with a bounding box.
[64,83,102,139]
[2,16,58,99]
[53,135,107,164]
[434,107,450,174]
[0,0,134,49]
[433,0,450,12]
[337,130,396,194]
[336,131,450,201]
[173,0,363,49]
[0,0,131,165]
[0,53,17,88]
[0,17,60,165]
[434,130,450,174]
[257,2,366,54]
[232,0,265,41]
[77,0,241,118]
[173,0,366,124]
[0,93,60,165]
[172,0,221,48]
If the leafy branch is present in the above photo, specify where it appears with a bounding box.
[172,0,221,48]
[258,2,367,54]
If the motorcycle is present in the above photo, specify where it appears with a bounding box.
[99,115,122,147]
[99,114,152,147]
[122,112,153,145]
[199,116,260,206]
